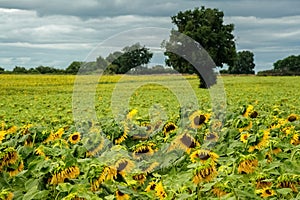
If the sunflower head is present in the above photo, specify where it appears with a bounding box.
[168,133,199,154]
[69,132,81,144]
[189,111,210,129]
[190,149,219,164]
[287,114,298,122]
[205,132,219,142]
[238,154,258,174]
[132,143,155,160]
[193,162,217,184]
[256,187,276,198]
[115,158,135,176]
[240,133,250,143]
[116,190,130,200]
[162,122,177,136]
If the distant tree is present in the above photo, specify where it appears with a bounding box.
[66,61,83,74]
[96,56,108,70]
[0,67,4,74]
[163,6,236,88]
[12,66,27,74]
[273,55,300,72]
[106,43,153,74]
[228,51,255,74]
[35,66,59,74]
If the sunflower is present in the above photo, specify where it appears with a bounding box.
[248,130,270,152]
[86,136,105,157]
[0,130,6,143]
[115,123,129,144]
[193,162,217,184]
[145,181,156,192]
[256,179,272,189]
[132,173,147,184]
[127,109,138,120]
[290,133,300,145]
[0,190,14,200]
[0,147,18,169]
[168,133,199,154]
[7,160,24,177]
[132,143,155,160]
[204,132,219,142]
[189,111,210,129]
[69,132,81,144]
[249,111,258,118]
[256,187,276,198]
[49,166,80,185]
[116,190,130,200]
[287,114,298,122]
[155,181,167,199]
[115,158,134,176]
[242,105,254,117]
[162,122,177,136]
[91,166,117,191]
[277,175,298,192]
[211,185,228,198]
[44,128,64,143]
[238,154,258,174]
[240,133,250,143]
[190,149,219,164]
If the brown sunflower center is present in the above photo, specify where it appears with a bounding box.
[265,189,272,195]
[180,134,196,148]
[72,134,79,141]
[250,111,258,118]
[194,115,206,126]
[288,115,297,122]
[165,124,176,133]
[117,190,125,196]
[136,147,150,154]
[150,183,156,190]
[198,153,210,160]
[117,161,128,171]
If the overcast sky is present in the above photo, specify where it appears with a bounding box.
[0,0,299,72]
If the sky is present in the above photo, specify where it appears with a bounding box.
[0,0,300,72]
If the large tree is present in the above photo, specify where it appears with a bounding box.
[164,6,236,88]
[228,51,255,74]
[106,43,153,74]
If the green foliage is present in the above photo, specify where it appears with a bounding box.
[164,6,237,88]
[228,51,255,74]
[66,61,83,74]
[107,43,153,74]
[274,55,300,72]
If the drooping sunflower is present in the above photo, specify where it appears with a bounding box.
[115,158,135,176]
[162,122,177,136]
[189,111,210,129]
[287,114,298,122]
[277,174,298,192]
[7,160,24,177]
[49,166,80,185]
[168,133,199,154]
[132,173,147,184]
[86,136,105,157]
[256,187,276,198]
[240,133,250,143]
[190,149,219,164]
[91,165,117,191]
[116,190,130,200]
[193,162,217,184]
[126,109,138,120]
[0,147,18,169]
[115,123,129,144]
[255,173,272,189]
[132,143,155,160]
[44,128,64,143]
[69,132,81,144]
[211,183,229,198]
[0,190,14,200]
[290,133,300,145]
[248,130,270,152]
[242,105,254,117]
[155,181,167,199]
[238,154,258,174]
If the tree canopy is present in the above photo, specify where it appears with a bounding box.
[164,6,236,88]
[274,55,300,72]
[228,51,255,74]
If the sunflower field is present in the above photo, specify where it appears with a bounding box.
[0,74,300,200]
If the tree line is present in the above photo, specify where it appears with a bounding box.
[1,6,299,87]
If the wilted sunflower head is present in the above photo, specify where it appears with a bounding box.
[132,143,155,160]
[189,111,210,129]
[115,190,130,200]
[69,132,81,144]
[190,149,219,163]
[168,133,199,154]
[115,158,134,176]
[205,132,219,142]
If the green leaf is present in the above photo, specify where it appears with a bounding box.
[276,188,293,195]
